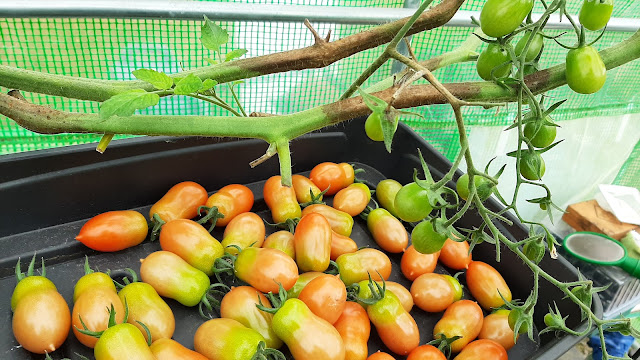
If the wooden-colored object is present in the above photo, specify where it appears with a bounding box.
[563,200,640,240]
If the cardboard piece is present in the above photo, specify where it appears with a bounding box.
[563,200,640,240]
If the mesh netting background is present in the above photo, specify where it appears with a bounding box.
[0,0,639,187]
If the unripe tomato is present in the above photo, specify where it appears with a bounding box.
[466,261,512,310]
[407,345,447,360]
[335,302,370,360]
[287,271,325,298]
[566,45,606,94]
[76,210,148,252]
[194,318,271,360]
[411,273,462,313]
[294,213,332,272]
[411,220,448,254]
[220,286,282,349]
[235,247,299,294]
[302,204,354,236]
[263,230,295,258]
[433,300,484,353]
[291,174,323,203]
[150,338,208,360]
[368,352,395,360]
[365,112,384,142]
[205,184,254,227]
[456,173,493,202]
[480,0,534,38]
[336,248,392,286]
[478,309,517,350]
[11,275,57,311]
[453,339,508,360]
[150,181,208,222]
[118,281,175,343]
[159,219,224,276]
[579,0,614,31]
[140,251,211,307]
[515,32,544,61]
[264,175,301,223]
[385,281,414,313]
[476,43,511,81]
[439,238,472,270]
[330,231,358,260]
[375,179,403,217]
[519,151,546,180]
[367,208,409,253]
[13,288,70,354]
[74,270,116,303]
[309,162,350,195]
[94,323,155,360]
[73,287,125,348]
[298,274,347,324]
[524,119,557,149]
[221,212,265,255]
[333,183,371,216]
[394,182,432,222]
[400,245,440,281]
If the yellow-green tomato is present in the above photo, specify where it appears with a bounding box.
[365,112,384,142]
[375,179,403,217]
[159,219,224,276]
[336,248,392,286]
[94,323,155,360]
[140,251,211,307]
[194,318,267,360]
[11,276,57,311]
[118,281,175,343]
[74,271,117,303]
[287,271,325,298]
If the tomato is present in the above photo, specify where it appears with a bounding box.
[566,45,606,94]
[330,230,358,260]
[73,287,125,348]
[159,219,224,276]
[264,175,301,224]
[523,238,546,264]
[73,257,117,303]
[476,43,511,81]
[367,208,409,253]
[150,338,208,360]
[515,32,544,61]
[401,245,439,281]
[385,281,414,313]
[367,352,395,360]
[291,174,323,204]
[340,162,356,187]
[453,339,508,360]
[263,230,296,258]
[298,274,347,324]
[439,238,472,270]
[375,179,403,217]
[269,298,345,360]
[456,173,493,202]
[13,288,70,354]
[221,212,265,255]
[407,345,447,360]
[150,181,208,222]
[466,261,512,310]
[519,151,546,180]
[294,213,332,272]
[478,309,517,351]
[302,204,354,236]
[365,112,384,142]
[480,0,534,38]
[433,300,484,353]
[118,281,175,343]
[76,210,148,252]
[336,248,392,286]
[140,251,211,307]
[411,220,448,254]
[205,184,254,227]
[333,183,371,216]
[394,182,432,222]
[357,280,420,355]
[287,271,325,298]
[93,322,155,360]
[411,273,461,313]
[220,286,282,349]
[194,318,282,360]
[309,162,350,195]
[235,247,299,294]
[524,118,557,148]
[334,302,370,360]
[579,0,614,31]
[11,257,57,311]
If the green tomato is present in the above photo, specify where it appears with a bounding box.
[508,309,529,335]
[523,240,546,264]
[519,152,546,180]
[480,0,534,38]
[411,220,447,254]
[579,0,614,31]
[476,43,511,81]
[394,182,433,222]
[566,45,606,94]
[455,173,494,201]
[523,119,557,148]
[515,32,544,62]
[365,112,384,142]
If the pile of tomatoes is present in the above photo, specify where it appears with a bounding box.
[11,161,521,360]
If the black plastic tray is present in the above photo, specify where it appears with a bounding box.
[0,119,601,359]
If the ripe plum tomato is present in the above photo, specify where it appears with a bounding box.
[291,174,323,204]
[330,231,358,260]
[72,287,125,348]
[333,183,371,216]
[519,151,546,180]
[439,238,472,270]
[234,247,299,294]
[579,0,614,31]
[336,248,392,286]
[150,181,208,222]
[453,339,508,360]
[309,162,351,195]
[76,210,148,252]
[433,300,484,353]
[476,43,511,81]
[407,345,447,360]
[466,261,512,310]
[411,273,462,313]
[401,245,439,281]
[221,212,265,255]
[294,212,332,272]
[263,175,301,224]
[302,204,354,236]
[367,352,395,360]
[456,173,493,202]
[566,45,606,94]
[367,208,408,253]
[478,309,517,350]
[339,162,356,187]
[118,281,175,343]
[150,338,208,360]
[159,219,224,276]
[394,182,432,222]
[334,302,370,360]
[206,184,254,227]
[13,288,70,354]
[298,274,347,324]
[263,230,295,258]
[375,179,402,217]
[411,220,447,254]
[480,0,534,38]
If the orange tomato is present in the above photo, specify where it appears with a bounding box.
[466,261,512,310]
[72,287,125,348]
[310,162,350,195]
[339,162,356,188]
[235,247,299,294]
[407,345,447,360]
[302,204,354,236]
[221,212,265,255]
[334,302,370,360]
[263,176,301,224]
[287,271,325,298]
[453,339,508,360]
[433,300,484,352]
[76,210,148,252]
[13,288,70,354]
[330,231,358,260]
[291,174,323,203]
[263,230,295,258]
[367,352,396,360]
[294,213,332,272]
[410,273,459,313]
[150,338,208,360]
[205,184,254,227]
[298,274,347,324]
[478,310,517,350]
[367,208,408,253]
[150,181,208,222]
[439,238,472,270]
[159,219,224,276]
[401,245,439,281]
[386,281,414,313]
[333,183,371,216]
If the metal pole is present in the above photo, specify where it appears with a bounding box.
[392,0,420,74]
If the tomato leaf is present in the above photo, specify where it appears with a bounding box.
[381,109,398,153]
[132,69,173,90]
[200,16,229,52]
[357,87,387,113]
[205,57,219,65]
[174,74,203,95]
[225,49,248,62]
[200,79,218,92]
[99,90,159,119]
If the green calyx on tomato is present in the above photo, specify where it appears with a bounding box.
[515,32,544,62]
[480,0,534,38]
[566,45,606,94]
[507,308,530,336]
[11,254,56,311]
[349,275,386,307]
[73,256,117,302]
[195,205,226,232]
[477,43,511,81]
[579,0,614,31]
[455,173,494,202]
[76,303,151,346]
